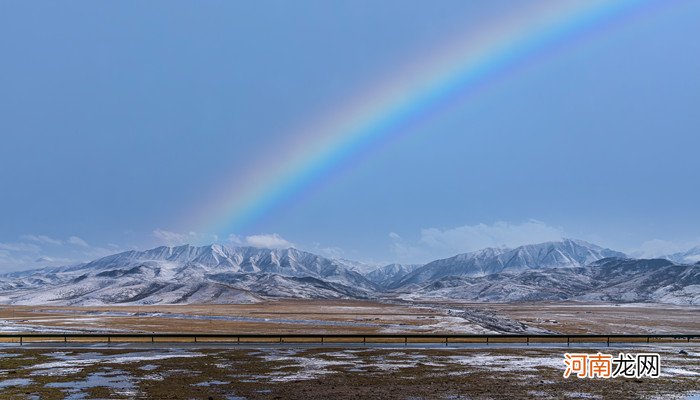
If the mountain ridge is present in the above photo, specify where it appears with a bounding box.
[0,240,697,305]
[391,239,626,288]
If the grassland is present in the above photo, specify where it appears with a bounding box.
[1,300,698,336]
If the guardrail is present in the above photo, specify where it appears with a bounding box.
[0,333,698,346]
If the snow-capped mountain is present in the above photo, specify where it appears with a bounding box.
[0,240,695,306]
[404,258,699,305]
[392,239,626,288]
[666,246,700,264]
[366,264,422,288]
[0,245,378,305]
[333,259,381,274]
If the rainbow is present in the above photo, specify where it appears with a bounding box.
[194,0,653,236]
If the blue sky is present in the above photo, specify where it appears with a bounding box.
[1,1,699,271]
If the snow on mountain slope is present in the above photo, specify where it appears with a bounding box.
[666,246,700,264]
[1,241,694,306]
[207,273,371,299]
[365,264,422,288]
[392,239,625,288]
[88,245,377,290]
[333,259,381,274]
[0,245,378,305]
[403,258,699,305]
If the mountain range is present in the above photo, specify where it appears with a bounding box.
[0,239,697,305]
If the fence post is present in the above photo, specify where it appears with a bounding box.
[567,337,570,347]
[526,337,529,346]
[606,336,610,347]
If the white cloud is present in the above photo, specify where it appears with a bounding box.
[152,229,220,247]
[78,246,124,261]
[631,239,685,259]
[389,220,564,263]
[152,229,192,246]
[309,242,345,259]
[244,233,294,249]
[0,245,72,272]
[20,234,63,246]
[226,234,244,246]
[630,238,700,259]
[67,236,89,247]
[0,234,130,272]
[0,242,41,253]
[685,254,700,263]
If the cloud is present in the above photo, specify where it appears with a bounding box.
[309,242,345,259]
[226,234,244,246]
[152,229,220,247]
[685,254,700,263]
[0,245,72,272]
[631,239,685,259]
[152,229,192,246]
[226,233,295,249]
[0,242,41,253]
[243,233,294,249]
[0,234,129,272]
[389,220,564,263]
[79,246,125,261]
[20,234,63,246]
[630,238,700,259]
[67,236,89,247]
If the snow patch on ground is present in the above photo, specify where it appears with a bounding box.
[29,350,204,370]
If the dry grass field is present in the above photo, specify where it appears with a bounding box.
[1,300,698,336]
[0,300,455,335]
[417,301,700,334]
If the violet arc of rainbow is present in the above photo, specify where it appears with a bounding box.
[193,0,652,237]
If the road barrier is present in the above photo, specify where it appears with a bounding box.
[0,333,698,346]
